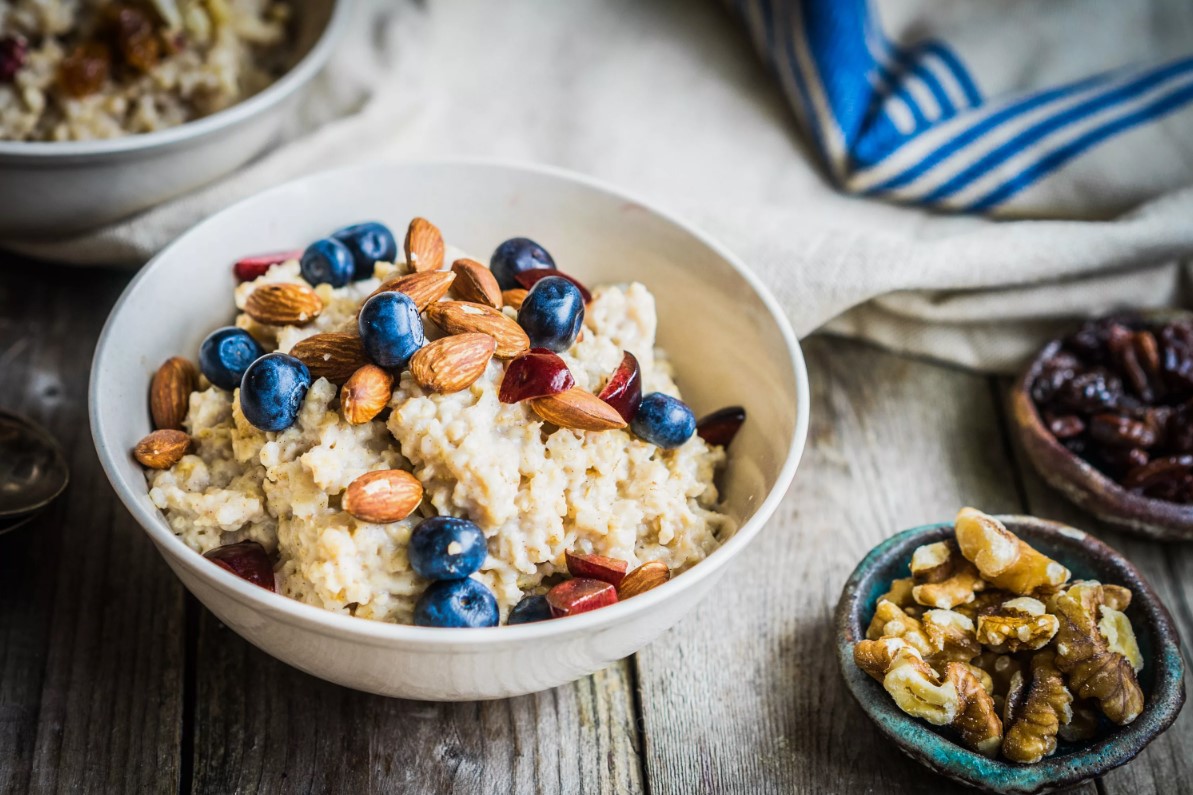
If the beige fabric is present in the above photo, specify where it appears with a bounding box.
[7,0,1193,372]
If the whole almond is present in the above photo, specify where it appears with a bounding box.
[150,356,196,430]
[244,282,323,326]
[290,332,370,385]
[618,560,671,599]
[342,469,423,523]
[530,387,628,431]
[451,259,503,308]
[404,217,445,273]
[501,289,528,311]
[409,333,496,393]
[424,301,530,358]
[367,270,456,311]
[134,429,192,469]
[341,364,394,424]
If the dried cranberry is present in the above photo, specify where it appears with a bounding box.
[697,405,747,447]
[0,37,27,83]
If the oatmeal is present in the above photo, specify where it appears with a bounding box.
[138,219,741,627]
[0,0,290,141]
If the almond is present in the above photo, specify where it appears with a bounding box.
[340,364,394,424]
[501,289,528,311]
[404,217,445,273]
[530,387,627,431]
[290,332,370,385]
[134,429,192,469]
[618,560,671,599]
[409,333,496,393]
[424,301,530,358]
[150,356,196,430]
[367,270,456,312]
[451,259,503,308]
[244,282,323,326]
[342,469,423,523]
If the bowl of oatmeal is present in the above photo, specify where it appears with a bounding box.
[90,159,809,699]
[0,0,347,237]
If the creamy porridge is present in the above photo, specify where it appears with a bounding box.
[0,0,290,141]
[136,219,742,627]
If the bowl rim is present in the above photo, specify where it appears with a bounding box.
[89,156,811,648]
[0,0,352,160]
[1012,323,1193,541]
[835,515,1187,794]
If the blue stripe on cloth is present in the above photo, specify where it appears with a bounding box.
[917,56,1193,203]
[892,45,955,119]
[922,41,982,107]
[866,57,1193,195]
[780,0,832,169]
[965,79,1193,211]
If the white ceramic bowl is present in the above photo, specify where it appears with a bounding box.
[90,160,809,700]
[0,0,348,238]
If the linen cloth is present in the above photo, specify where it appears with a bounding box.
[8,0,1193,372]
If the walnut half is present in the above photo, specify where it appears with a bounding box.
[910,540,985,609]
[954,508,1071,595]
[975,596,1060,653]
[1002,650,1074,764]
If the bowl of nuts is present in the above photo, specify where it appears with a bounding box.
[1012,312,1193,540]
[836,508,1185,794]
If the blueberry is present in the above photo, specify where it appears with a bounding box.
[239,353,311,432]
[357,291,425,369]
[409,516,488,580]
[198,327,264,391]
[300,237,356,288]
[507,594,553,625]
[414,578,499,628]
[490,237,555,290]
[517,276,585,353]
[631,392,696,449]
[333,221,397,280]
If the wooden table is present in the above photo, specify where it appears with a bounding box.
[1,260,1189,794]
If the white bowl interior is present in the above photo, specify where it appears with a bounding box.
[90,160,808,697]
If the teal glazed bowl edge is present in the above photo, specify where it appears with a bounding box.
[834,516,1186,795]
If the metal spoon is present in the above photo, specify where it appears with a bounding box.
[0,409,69,534]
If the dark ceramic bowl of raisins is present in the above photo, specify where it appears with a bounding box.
[1013,311,1193,541]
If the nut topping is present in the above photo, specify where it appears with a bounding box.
[150,356,196,430]
[368,270,456,311]
[134,429,191,469]
[408,333,496,394]
[530,387,628,432]
[290,332,370,385]
[424,301,530,359]
[617,560,671,599]
[404,217,445,273]
[244,282,323,326]
[340,364,393,424]
[342,469,423,524]
[451,259,503,308]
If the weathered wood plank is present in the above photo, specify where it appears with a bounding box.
[0,261,185,794]
[997,378,1193,795]
[635,338,1096,794]
[190,607,643,794]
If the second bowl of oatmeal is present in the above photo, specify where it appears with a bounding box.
[90,159,809,699]
[0,0,348,237]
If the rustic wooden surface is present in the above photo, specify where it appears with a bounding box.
[0,260,1189,794]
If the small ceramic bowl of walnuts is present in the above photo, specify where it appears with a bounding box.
[835,508,1186,794]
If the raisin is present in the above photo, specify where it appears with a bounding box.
[0,36,27,83]
[107,4,161,73]
[58,41,112,98]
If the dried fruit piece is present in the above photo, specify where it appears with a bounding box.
[150,356,196,430]
[1002,651,1073,764]
[514,268,593,303]
[696,406,747,447]
[408,333,496,394]
[404,217,444,273]
[499,348,575,403]
[289,332,370,385]
[954,508,1070,594]
[58,41,111,98]
[234,250,303,283]
[618,560,670,599]
[975,596,1059,653]
[502,289,528,310]
[0,36,28,83]
[342,469,423,524]
[368,270,456,312]
[244,282,323,326]
[108,3,160,72]
[424,301,530,358]
[530,387,628,432]
[597,351,642,423]
[909,539,986,609]
[134,429,191,469]
[565,551,628,587]
[203,541,275,592]
[546,578,618,617]
[1051,581,1144,724]
[340,364,394,424]
[451,259,503,308]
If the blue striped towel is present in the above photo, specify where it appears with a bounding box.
[730,0,1193,216]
